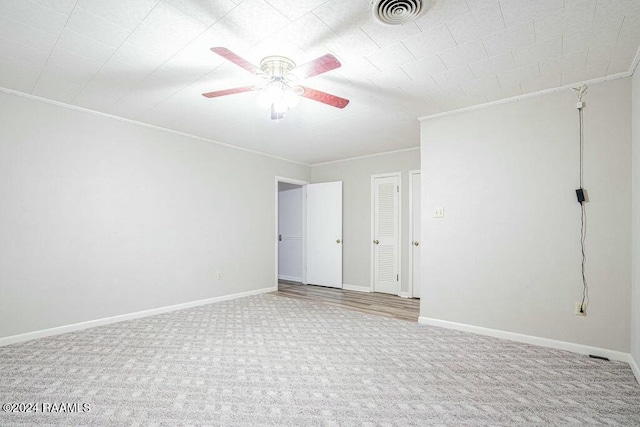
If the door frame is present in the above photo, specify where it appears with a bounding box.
[275,176,309,289]
[408,169,420,298]
[370,172,402,295]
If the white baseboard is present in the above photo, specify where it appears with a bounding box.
[0,286,277,347]
[278,275,303,283]
[630,355,640,385]
[418,316,631,365]
[399,292,412,298]
[342,283,371,293]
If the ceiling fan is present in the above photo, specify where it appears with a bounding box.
[202,47,350,121]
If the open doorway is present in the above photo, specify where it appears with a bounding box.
[277,181,305,285]
[275,177,308,289]
[274,177,343,291]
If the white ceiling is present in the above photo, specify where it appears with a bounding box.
[1,0,639,164]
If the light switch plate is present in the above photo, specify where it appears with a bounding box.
[434,207,444,218]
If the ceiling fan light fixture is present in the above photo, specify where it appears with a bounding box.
[370,0,430,25]
[257,80,299,120]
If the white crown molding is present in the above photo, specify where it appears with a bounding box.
[418,71,632,122]
[0,86,312,167]
[311,147,420,167]
[0,286,277,347]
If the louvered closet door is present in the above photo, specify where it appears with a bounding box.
[373,175,399,295]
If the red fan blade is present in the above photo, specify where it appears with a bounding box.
[210,47,260,75]
[202,85,256,98]
[296,86,349,109]
[290,54,341,80]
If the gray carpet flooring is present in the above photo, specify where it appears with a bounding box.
[0,294,639,426]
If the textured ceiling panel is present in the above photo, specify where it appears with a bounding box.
[311,0,369,35]
[56,29,116,64]
[520,72,562,94]
[469,52,516,78]
[439,40,488,69]
[162,0,237,26]
[0,0,638,164]
[0,55,41,92]
[360,20,421,48]
[459,74,501,97]
[497,63,539,89]
[402,24,457,58]
[65,7,131,48]
[482,21,536,57]
[224,0,289,41]
[513,37,563,67]
[31,0,77,15]
[0,34,51,67]
[365,42,415,72]
[401,55,447,81]
[1,0,68,35]
[265,0,328,21]
[76,0,160,31]
[432,66,476,89]
[447,3,505,45]
[499,0,563,28]
[0,14,59,51]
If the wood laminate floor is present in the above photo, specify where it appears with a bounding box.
[271,282,420,322]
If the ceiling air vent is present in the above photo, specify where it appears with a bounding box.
[370,0,430,25]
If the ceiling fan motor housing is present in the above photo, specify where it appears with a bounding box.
[370,0,430,25]
[260,56,296,79]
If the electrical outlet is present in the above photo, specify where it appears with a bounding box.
[434,207,445,218]
[216,271,222,280]
[575,302,587,316]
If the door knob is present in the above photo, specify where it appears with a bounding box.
[373,240,379,245]
[414,241,419,246]
[336,239,341,244]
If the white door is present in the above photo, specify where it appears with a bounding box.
[410,171,421,298]
[372,174,400,295]
[306,182,342,288]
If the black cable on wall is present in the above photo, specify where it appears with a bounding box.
[573,85,589,314]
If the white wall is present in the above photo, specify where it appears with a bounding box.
[632,69,640,367]
[278,183,304,282]
[311,149,420,294]
[420,77,632,352]
[0,91,309,339]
